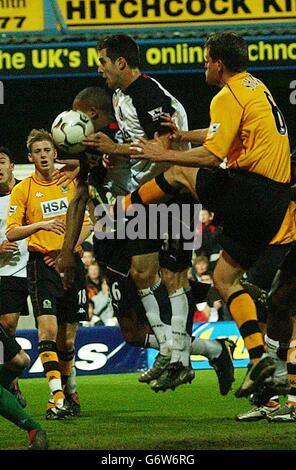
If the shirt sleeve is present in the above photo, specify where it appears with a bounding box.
[131,79,175,139]
[6,181,28,234]
[203,89,243,159]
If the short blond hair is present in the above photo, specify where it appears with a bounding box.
[26,129,55,152]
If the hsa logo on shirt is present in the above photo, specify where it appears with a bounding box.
[41,197,68,218]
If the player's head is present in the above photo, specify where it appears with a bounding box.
[97,34,140,68]
[73,87,113,131]
[0,146,15,191]
[200,209,214,225]
[27,129,57,173]
[204,32,248,86]
[97,34,140,90]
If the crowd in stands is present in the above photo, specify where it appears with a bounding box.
[80,242,117,327]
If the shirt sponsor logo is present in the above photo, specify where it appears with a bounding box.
[8,205,17,215]
[41,197,68,218]
[148,106,163,121]
[60,185,70,193]
[209,123,221,136]
[242,75,260,91]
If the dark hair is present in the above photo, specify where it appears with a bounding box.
[205,32,248,73]
[74,87,113,117]
[97,34,140,68]
[0,146,14,163]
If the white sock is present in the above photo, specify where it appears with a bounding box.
[145,333,224,363]
[169,288,191,367]
[139,282,171,357]
[65,364,77,395]
[265,335,287,383]
[191,337,222,360]
[145,334,160,350]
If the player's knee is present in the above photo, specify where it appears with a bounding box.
[0,316,17,336]
[38,323,58,342]
[162,269,187,295]
[62,338,75,351]
[120,325,133,343]
[123,331,144,347]
[21,351,31,369]
[120,324,145,347]
[162,270,175,294]
[212,272,227,299]
[130,266,157,289]
[213,271,241,301]
[11,350,30,371]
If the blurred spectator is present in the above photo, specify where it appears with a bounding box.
[86,262,101,298]
[82,250,95,272]
[92,277,116,326]
[195,209,222,270]
[193,305,209,323]
[199,272,213,284]
[193,272,224,322]
[82,266,117,326]
[190,255,210,281]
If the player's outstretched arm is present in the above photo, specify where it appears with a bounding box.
[130,133,220,168]
[83,132,130,157]
[6,219,66,242]
[57,178,89,289]
[161,113,209,145]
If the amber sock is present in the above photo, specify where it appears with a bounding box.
[228,290,264,363]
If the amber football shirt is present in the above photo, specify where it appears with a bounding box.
[203,72,291,183]
[6,173,88,253]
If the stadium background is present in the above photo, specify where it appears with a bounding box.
[1,1,296,452]
[0,1,295,162]
[1,0,295,376]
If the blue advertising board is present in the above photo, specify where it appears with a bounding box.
[147,321,249,370]
[16,326,147,378]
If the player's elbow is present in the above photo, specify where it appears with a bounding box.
[6,229,17,242]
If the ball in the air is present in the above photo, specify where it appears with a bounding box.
[51,110,94,153]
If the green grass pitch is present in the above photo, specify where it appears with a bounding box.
[0,369,294,450]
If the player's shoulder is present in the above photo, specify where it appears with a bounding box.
[211,81,242,109]
[11,175,32,194]
[128,74,168,100]
[211,87,228,107]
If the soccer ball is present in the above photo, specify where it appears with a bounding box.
[51,110,94,154]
